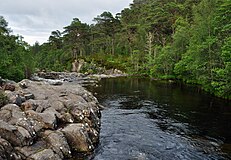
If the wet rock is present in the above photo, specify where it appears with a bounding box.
[68,103,99,130]
[81,91,97,103]
[42,130,71,159]
[87,128,99,145]
[71,103,100,129]
[69,103,86,122]
[28,149,62,160]
[62,123,94,152]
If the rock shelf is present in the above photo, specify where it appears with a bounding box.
[0,75,102,160]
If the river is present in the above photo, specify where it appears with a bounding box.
[87,77,231,160]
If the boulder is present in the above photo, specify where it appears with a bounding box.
[49,100,65,112]
[87,128,99,145]
[18,79,32,89]
[27,118,44,134]
[0,120,33,147]
[69,103,86,122]
[28,149,61,160]
[0,104,26,125]
[62,123,94,152]
[4,91,23,106]
[16,118,37,138]
[42,130,71,159]
[15,141,47,159]
[0,138,13,160]
[59,112,75,123]
[69,103,100,130]
[25,99,51,112]
[25,110,57,129]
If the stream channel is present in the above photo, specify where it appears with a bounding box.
[86,77,231,160]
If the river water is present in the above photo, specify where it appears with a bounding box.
[87,78,231,160]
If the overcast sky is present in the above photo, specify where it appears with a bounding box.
[0,0,133,45]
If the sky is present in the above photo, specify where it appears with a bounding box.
[0,0,133,45]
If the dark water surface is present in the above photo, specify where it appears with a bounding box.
[87,78,231,160]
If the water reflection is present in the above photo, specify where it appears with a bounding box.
[87,77,231,159]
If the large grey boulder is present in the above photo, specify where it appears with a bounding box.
[28,149,61,160]
[15,141,47,159]
[0,120,33,147]
[62,123,94,152]
[42,130,71,159]
[25,110,57,129]
[0,104,25,124]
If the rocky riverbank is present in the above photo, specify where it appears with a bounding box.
[0,74,102,160]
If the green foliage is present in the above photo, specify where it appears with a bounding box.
[150,45,176,78]
[0,16,34,81]
[27,0,230,99]
[211,37,231,99]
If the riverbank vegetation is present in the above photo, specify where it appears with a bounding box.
[0,0,230,99]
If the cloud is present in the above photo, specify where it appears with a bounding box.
[0,0,132,45]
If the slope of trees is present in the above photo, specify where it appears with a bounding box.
[1,0,230,99]
[0,16,34,81]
